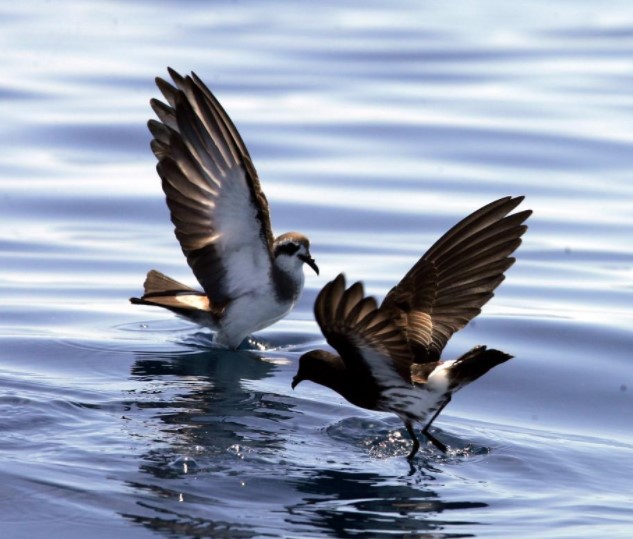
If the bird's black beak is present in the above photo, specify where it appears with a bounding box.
[291,375,302,390]
[300,254,319,275]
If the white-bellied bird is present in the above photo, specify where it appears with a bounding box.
[131,69,318,348]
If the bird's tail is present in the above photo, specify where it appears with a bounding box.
[447,345,512,389]
[129,270,211,313]
[138,269,196,297]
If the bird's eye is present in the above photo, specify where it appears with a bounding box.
[275,242,300,256]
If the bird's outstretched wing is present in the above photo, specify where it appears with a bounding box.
[149,68,275,307]
[314,274,413,385]
[381,196,531,362]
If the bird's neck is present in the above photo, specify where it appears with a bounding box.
[270,258,304,304]
[307,356,349,397]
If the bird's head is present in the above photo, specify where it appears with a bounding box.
[273,232,319,275]
[292,349,345,394]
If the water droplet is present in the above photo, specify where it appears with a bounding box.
[169,456,199,473]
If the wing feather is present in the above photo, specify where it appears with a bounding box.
[381,196,531,362]
[314,274,413,385]
[149,68,275,305]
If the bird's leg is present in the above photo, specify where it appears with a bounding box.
[404,421,420,460]
[422,396,452,453]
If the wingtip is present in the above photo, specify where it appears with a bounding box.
[509,195,534,218]
[154,76,176,102]
[488,194,527,215]
[323,273,347,298]
[315,273,347,325]
[333,273,346,288]
[147,117,161,132]
[149,97,163,112]
[154,76,168,90]
[166,66,180,79]
[505,195,524,212]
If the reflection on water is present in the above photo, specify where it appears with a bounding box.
[121,348,280,537]
[120,347,490,538]
[287,468,487,539]
[129,347,283,454]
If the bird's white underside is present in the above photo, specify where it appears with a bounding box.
[362,347,454,423]
[202,162,313,347]
[145,72,316,349]
[214,268,304,348]
[180,151,310,348]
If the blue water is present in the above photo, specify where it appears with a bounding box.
[1,1,633,537]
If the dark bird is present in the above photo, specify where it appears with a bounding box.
[292,196,531,458]
[130,69,319,348]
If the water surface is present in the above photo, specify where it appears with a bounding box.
[1,1,632,537]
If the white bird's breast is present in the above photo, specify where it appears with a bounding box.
[213,280,299,348]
